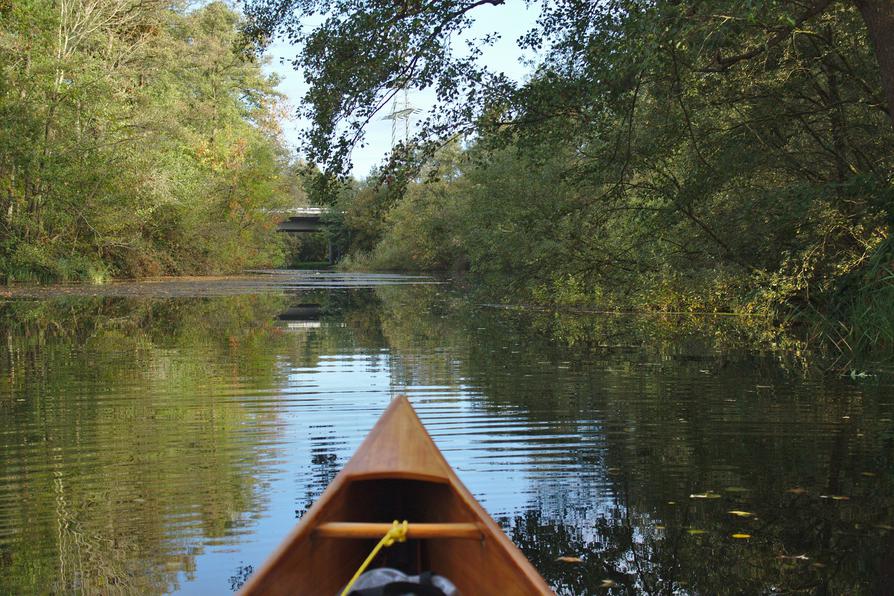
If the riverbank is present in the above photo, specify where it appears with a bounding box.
[0,270,440,299]
[3,267,890,371]
[342,261,894,371]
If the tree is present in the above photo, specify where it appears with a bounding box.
[246,0,893,354]
[0,1,296,281]
[243,0,894,181]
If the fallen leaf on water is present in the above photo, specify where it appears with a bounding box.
[861,471,877,477]
[687,528,706,535]
[819,495,850,501]
[728,510,754,517]
[777,554,810,561]
[655,525,666,530]
[731,533,751,539]
[556,556,583,564]
[599,579,617,588]
[607,467,622,475]
[667,501,677,505]
[786,487,808,495]
[690,492,721,499]
[724,486,749,493]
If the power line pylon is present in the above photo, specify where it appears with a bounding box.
[382,87,419,148]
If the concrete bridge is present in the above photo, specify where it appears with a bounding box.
[275,207,327,233]
[272,207,336,264]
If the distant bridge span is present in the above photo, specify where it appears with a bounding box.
[274,207,327,233]
[271,207,336,264]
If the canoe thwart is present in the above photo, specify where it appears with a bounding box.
[315,522,483,540]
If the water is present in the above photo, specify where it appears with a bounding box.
[1,273,892,594]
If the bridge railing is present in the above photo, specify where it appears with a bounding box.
[265,207,328,217]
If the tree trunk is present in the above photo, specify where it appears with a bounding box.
[823,26,850,182]
[855,0,894,127]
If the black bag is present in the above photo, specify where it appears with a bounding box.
[346,569,456,596]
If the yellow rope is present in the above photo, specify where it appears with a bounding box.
[340,520,409,596]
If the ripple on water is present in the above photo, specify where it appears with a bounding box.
[0,280,892,595]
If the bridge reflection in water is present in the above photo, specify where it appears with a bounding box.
[276,303,323,330]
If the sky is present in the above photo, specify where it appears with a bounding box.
[263,1,543,179]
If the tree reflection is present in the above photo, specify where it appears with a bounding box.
[1,283,892,593]
[228,563,254,592]
[370,283,894,594]
[0,295,292,593]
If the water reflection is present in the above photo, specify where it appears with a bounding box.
[276,303,323,330]
[0,295,294,594]
[0,278,892,594]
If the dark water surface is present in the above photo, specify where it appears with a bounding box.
[1,272,893,594]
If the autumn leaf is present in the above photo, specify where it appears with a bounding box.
[690,491,721,499]
[724,486,749,493]
[728,510,754,517]
[731,533,751,539]
[556,556,583,563]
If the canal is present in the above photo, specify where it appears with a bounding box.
[0,272,892,594]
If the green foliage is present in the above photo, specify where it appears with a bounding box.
[365,142,470,270]
[0,1,299,282]
[282,232,329,265]
[278,0,894,359]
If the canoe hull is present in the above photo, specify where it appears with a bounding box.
[240,396,552,595]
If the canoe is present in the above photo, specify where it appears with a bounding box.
[240,395,553,595]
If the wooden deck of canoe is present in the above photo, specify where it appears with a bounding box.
[240,395,553,595]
